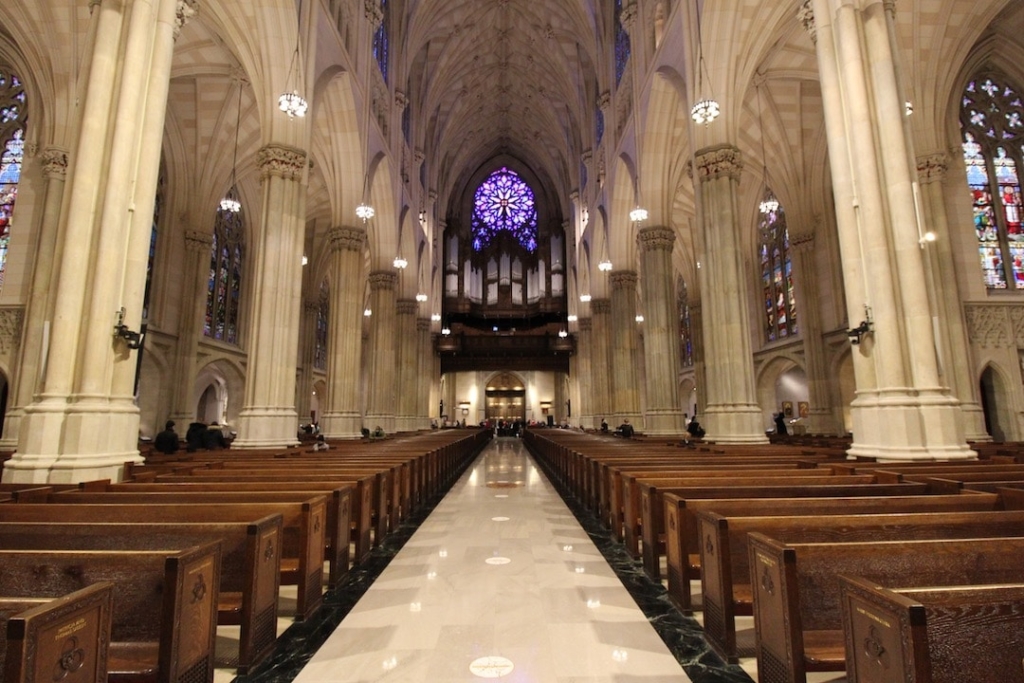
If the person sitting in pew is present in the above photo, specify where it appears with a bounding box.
[614,419,635,438]
[203,421,227,450]
[154,420,179,455]
[313,434,330,452]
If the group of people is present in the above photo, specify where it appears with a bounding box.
[153,419,229,454]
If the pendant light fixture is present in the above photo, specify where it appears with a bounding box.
[220,80,243,213]
[756,83,779,214]
[278,0,308,118]
[691,0,720,125]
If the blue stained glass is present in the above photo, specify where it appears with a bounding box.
[471,167,538,252]
[614,0,630,86]
[758,191,797,342]
[596,109,605,147]
[373,0,389,84]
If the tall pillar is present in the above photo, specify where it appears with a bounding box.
[590,299,612,427]
[395,299,418,432]
[417,318,433,429]
[320,226,366,439]
[789,233,841,435]
[232,144,308,448]
[4,0,188,483]
[0,148,68,450]
[638,226,685,435]
[808,0,971,459]
[168,230,214,426]
[694,145,768,444]
[917,153,989,442]
[609,272,643,428]
[296,298,318,424]
[576,317,593,428]
[365,271,397,433]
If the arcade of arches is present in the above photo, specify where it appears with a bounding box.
[2,0,1024,483]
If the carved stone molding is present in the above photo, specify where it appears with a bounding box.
[396,299,418,315]
[417,318,431,332]
[797,0,816,44]
[369,271,397,290]
[695,145,743,183]
[790,232,815,252]
[597,91,611,111]
[610,271,639,290]
[184,229,213,253]
[174,0,199,39]
[638,226,676,252]
[328,226,366,253]
[394,91,408,111]
[916,153,949,184]
[965,304,1014,348]
[0,306,24,355]
[364,0,383,26]
[592,298,611,315]
[620,2,638,32]
[578,317,592,332]
[40,147,68,179]
[257,144,307,181]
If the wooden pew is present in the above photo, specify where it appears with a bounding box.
[0,517,281,674]
[747,533,1024,683]
[1,582,113,683]
[663,491,1001,612]
[0,500,326,622]
[637,477,921,580]
[838,575,1024,683]
[698,508,1024,661]
[0,543,220,683]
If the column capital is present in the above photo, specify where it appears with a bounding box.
[328,226,366,252]
[369,271,397,290]
[40,147,69,180]
[184,229,214,253]
[695,145,743,183]
[620,2,638,32]
[257,144,307,181]
[597,91,611,111]
[610,271,639,290]
[396,299,418,315]
[916,152,949,184]
[364,0,383,26]
[578,317,592,332]
[637,225,676,252]
[797,0,816,44]
[174,0,200,40]
[592,298,611,314]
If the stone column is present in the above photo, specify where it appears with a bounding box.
[5,0,189,483]
[295,298,319,424]
[609,271,643,428]
[395,299,418,432]
[168,230,214,426]
[365,271,397,433]
[917,152,989,441]
[554,371,568,425]
[638,226,685,435]
[789,233,840,435]
[0,148,68,450]
[695,145,768,444]
[808,0,970,459]
[590,299,612,427]
[231,144,308,448]
[417,318,433,429]
[320,226,366,439]
[576,317,593,427]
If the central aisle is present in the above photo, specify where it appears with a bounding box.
[293,436,693,682]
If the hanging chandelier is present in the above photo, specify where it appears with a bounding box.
[278,0,308,118]
[691,1,719,125]
[221,81,244,212]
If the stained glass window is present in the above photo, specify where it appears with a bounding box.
[596,109,604,147]
[204,201,245,344]
[960,73,1024,289]
[471,167,538,252]
[759,190,797,342]
[678,279,693,368]
[614,0,631,86]
[314,279,329,372]
[0,69,27,291]
[143,168,165,321]
[373,0,389,84]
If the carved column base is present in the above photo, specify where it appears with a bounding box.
[704,404,770,444]
[642,408,685,437]
[231,407,300,449]
[320,411,364,440]
[961,402,991,443]
[847,391,976,461]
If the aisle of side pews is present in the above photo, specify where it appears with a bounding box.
[524,428,1024,683]
[0,428,490,682]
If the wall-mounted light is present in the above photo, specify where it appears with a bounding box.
[847,305,874,345]
[113,307,144,350]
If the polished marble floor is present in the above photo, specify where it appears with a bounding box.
[225,436,837,683]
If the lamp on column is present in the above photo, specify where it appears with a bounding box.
[220,81,243,213]
[755,83,779,215]
[278,0,308,118]
[690,0,720,125]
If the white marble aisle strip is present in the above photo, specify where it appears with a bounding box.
[292,436,693,682]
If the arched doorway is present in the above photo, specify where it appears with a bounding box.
[485,372,526,424]
[980,365,1012,442]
